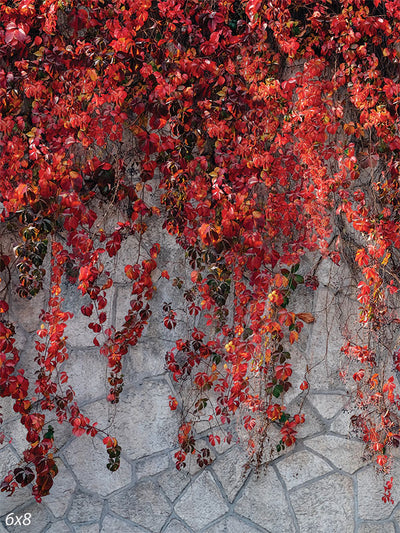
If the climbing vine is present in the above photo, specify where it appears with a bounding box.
[1,0,400,502]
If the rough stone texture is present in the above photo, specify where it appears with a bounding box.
[205,516,268,533]
[276,450,332,489]
[163,519,191,533]
[357,463,400,520]
[109,379,179,461]
[109,480,171,532]
[45,522,72,532]
[42,460,76,518]
[61,348,109,403]
[288,398,325,439]
[235,469,296,532]
[63,436,131,496]
[157,467,190,502]
[393,506,400,528]
[100,515,143,532]
[175,471,229,530]
[8,284,48,333]
[358,523,395,533]
[67,492,103,523]
[304,434,365,473]
[73,524,99,533]
[330,408,353,434]
[308,393,349,419]
[2,501,50,533]
[212,445,250,502]
[290,473,354,532]
[135,452,170,480]
[305,287,349,390]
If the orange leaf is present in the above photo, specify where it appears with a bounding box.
[296,312,315,324]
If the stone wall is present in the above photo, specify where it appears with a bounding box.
[1,222,400,533]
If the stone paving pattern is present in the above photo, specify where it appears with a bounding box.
[1,232,400,532]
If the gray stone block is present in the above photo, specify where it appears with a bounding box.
[304,434,365,473]
[2,501,50,533]
[235,469,295,532]
[174,471,228,530]
[108,380,179,461]
[357,463,400,520]
[42,460,76,518]
[157,467,190,503]
[109,480,171,532]
[358,523,395,533]
[68,492,103,523]
[276,450,332,490]
[308,393,348,420]
[163,519,191,533]
[100,515,143,532]
[290,473,354,532]
[212,446,250,502]
[204,516,268,532]
[63,435,131,496]
[45,521,72,532]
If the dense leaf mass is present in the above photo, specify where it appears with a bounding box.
[1,0,400,500]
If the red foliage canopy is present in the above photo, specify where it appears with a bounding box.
[1,0,400,500]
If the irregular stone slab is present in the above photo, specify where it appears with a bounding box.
[42,459,76,518]
[74,524,99,533]
[235,469,295,532]
[276,450,332,490]
[317,258,350,289]
[109,480,171,532]
[46,522,72,532]
[175,471,228,530]
[330,409,352,435]
[63,435,131,496]
[205,515,269,533]
[61,348,109,403]
[110,380,179,460]
[357,463,400,520]
[157,467,190,502]
[163,519,191,533]
[212,446,250,502]
[290,473,354,532]
[135,453,170,479]
[287,398,324,440]
[1,419,31,456]
[100,515,143,532]
[305,288,350,390]
[122,339,173,383]
[2,501,50,533]
[304,435,365,473]
[63,283,114,347]
[393,505,400,528]
[308,394,348,419]
[9,286,48,332]
[358,523,395,533]
[68,492,104,523]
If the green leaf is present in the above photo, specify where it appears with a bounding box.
[43,425,54,440]
[272,384,284,398]
[242,327,253,340]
